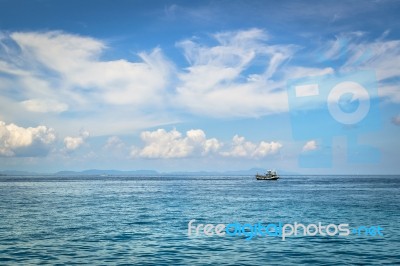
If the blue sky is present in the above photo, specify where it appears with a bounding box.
[0,0,399,174]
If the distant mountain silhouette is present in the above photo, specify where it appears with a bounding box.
[55,169,159,176]
[0,170,38,176]
[0,168,297,176]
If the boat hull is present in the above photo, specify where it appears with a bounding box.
[255,174,279,180]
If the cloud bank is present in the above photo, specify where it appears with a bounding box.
[1,28,400,132]
[0,121,55,157]
[0,30,175,135]
[64,130,90,151]
[131,128,282,159]
[131,128,221,158]
[1,28,399,168]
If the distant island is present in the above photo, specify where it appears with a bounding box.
[0,168,297,176]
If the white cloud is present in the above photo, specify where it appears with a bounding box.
[104,136,125,150]
[253,140,283,157]
[64,130,90,151]
[203,138,221,155]
[220,135,255,157]
[344,39,400,82]
[283,66,334,80]
[21,99,68,113]
[221,135,282,158]
[136,129,189,158]
[392,114,400,126]
[64,137,84,151]
[131,128,221,159]
[8,31,173,107]
[10,31,104,79]
[1,28,400,140]
[324,34,400,103]
[0,31,175,135]
[379,84,400,103]
[186,129,221,155]
[302,140,318,152]
[131,128,281,159]
[0,121,56,157]
[175,28,295,117]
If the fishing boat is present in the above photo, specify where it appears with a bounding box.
[256,170,279,180]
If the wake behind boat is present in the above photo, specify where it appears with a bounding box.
[256,170,279,180]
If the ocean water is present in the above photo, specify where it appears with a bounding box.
[0,175,399,265]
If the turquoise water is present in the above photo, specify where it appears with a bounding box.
[0,175,399,265]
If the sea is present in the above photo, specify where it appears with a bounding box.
[0,175,399,265]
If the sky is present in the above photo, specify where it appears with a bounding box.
[0,0,399,174]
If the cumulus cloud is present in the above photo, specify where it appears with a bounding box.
[0,121,56,157]
[392,114,400,126]
[302,140,318,152]
[104,136,125,150]
[221,135,282,158]
[132,128,281,159]
[131,128,221,159]
[64,130,90,151]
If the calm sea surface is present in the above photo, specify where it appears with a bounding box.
[0,175,399,265]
